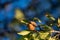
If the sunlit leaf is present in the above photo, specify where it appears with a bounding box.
[58,18,60,27]
[17,30,30,36]
[50,17,55,21]
[24,38,28,40]
[33,17,42,23]
[58,18,60,23]
[45,13,55,21]
[15,9,25,20]
[20,20,28,25]
[32,33,37,38]
[34,38,39,40]
[40,32,49,39]
[49,37,55,40]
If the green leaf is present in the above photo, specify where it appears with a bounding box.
[17,30,30,36]
[15,9,25,20]
[17,36,25,40]
[39,32,49,39]
[24,38,28,40]
[49,37,55,40]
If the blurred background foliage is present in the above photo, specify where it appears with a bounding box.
[0,0,60,40]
